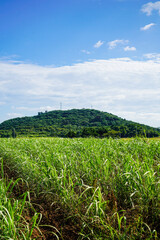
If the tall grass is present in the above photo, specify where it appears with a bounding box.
[0,137,159,239]
[0,158,42,240]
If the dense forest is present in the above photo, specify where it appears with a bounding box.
[0,109,159,138]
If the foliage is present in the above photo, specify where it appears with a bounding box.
[0,109,159,138]
[0,159,41,239]
[12,128,17,138]
[0,137,160,239]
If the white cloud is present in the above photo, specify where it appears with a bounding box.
[141,1,160,16]
[7,113,23,119]
[0,58,160,127]
[140,23,156,31]
[108,39,129,49]
[15,106,54,112]
[94,40,104,48]
[81,50,91,55]
[144,53,160,61]
[113,111,160,127]
[124,46,136,51]
[109,57,132,62]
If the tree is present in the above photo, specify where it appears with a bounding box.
[66,130,77,138]
[12,128,17,138]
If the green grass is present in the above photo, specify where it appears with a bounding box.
[0,159,42,240]
[0,137,160,239]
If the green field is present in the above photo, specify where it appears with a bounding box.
[0,137,160,239]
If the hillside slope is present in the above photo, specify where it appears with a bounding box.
[0,109,159,138]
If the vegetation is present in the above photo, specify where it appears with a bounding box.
[0,159,41,239]
[0,137,160,239]
[0,109,159,138]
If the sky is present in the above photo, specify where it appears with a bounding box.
[0,0,160,127]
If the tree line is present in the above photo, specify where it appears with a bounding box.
[0,109,159,138]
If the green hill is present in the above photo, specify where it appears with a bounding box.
[0,109,159,138]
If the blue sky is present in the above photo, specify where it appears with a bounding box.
[0,0,160,127]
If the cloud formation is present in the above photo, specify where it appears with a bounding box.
[7,113,23,118]
[140,23,156,31]
[81,50,91,54]
[143,53,160,61]
[108,39,129,49]
[124,46,136,51]
[94,40,104,48]
[141,1,160,16]
[0,58,160,127]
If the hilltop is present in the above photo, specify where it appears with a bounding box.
[0,109,159,138]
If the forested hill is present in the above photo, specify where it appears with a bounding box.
[0,109,159,138]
